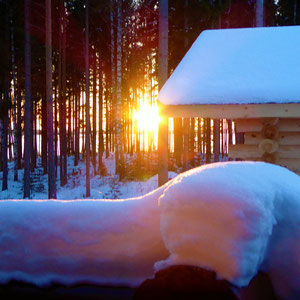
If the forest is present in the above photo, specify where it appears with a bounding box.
[0,0,299,199]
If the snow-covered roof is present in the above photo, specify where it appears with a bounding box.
[159,26,300,105]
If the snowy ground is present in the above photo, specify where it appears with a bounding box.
[0,154,177,200]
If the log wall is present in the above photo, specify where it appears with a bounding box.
[228,118,300,174]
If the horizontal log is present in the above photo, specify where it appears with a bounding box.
[278,145,300,158]
[277,158,300,172]
[228,156,300,173]
[159,104,300,119]
[244,132,300,145]
[228,144,300,159]
[229,145,260,159]
[235,118,300,133]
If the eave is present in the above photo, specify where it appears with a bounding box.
[159,103,300,119]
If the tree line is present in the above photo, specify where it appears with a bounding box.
[0,0,298,198]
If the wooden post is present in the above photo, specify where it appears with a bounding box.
[158,115,168,186]
[158,0,168,186]
[183,118,189,171]
[174,118,183,167]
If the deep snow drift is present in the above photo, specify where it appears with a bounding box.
[0,161,300,299]
[156,162,300,300]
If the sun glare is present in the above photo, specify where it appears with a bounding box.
[133,103,160,132]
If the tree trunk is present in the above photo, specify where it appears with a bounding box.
[74,83,79,166]
[8,112,13,162]
[197,118,201,154]
[1,100,8,192]
[158,0,168,186]
[98,59,104,173]
[42,97,47,174]
[256,0,264,27]
[105,89,109,158]
[228,120,232,145]
[115,0,124,179]
[85,0,91,197]
[68,90,72,155]
[59,0,67,186]
[46,0,56,199]
[31,98,36,171]
[294,0,297,25]
[92,54,97,174]
[184,0,189,49]
[24,0,32,198]
[213,119,220,162]
[0,120,2,173]
[54,83,58,176]
[206,118,211,163]
[189,118,195,166]
[17,66,22,169]
[10,14,18,181]
[110,0,115,159]
[1,1,9,191]
[62,5,67,184]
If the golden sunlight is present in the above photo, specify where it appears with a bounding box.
[133,103,160,132]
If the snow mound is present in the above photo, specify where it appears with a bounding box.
[155,161,300,299]
[0,184,170,288]
[1,161,300,299]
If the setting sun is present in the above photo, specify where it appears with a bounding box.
[133,103,160,132]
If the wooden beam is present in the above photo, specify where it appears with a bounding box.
[228,144,259,159]
[158,115,169,186]
[227,156,300,173]
[183,118,189,171]
[228,144,300,159]
[245,132,300,145]
[159,103,300,119]
[277,158,300,172]
[236,118,300,133]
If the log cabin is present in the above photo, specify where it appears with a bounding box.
[158,25,300,184]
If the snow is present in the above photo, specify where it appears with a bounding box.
[155,161,300,299]
[159,26,300,105]
[0,155,177,200]
[0,184,170,287]
[1,160,300,299]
